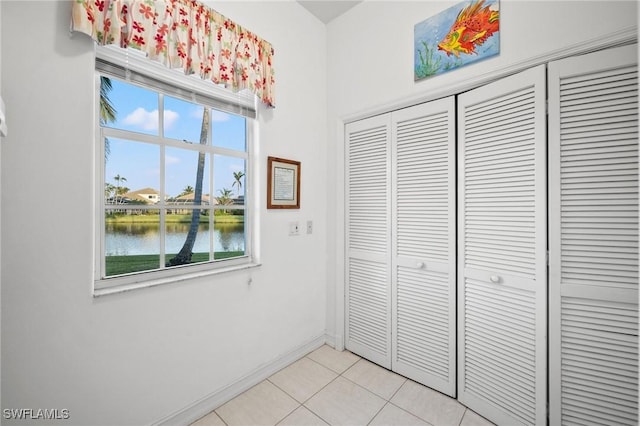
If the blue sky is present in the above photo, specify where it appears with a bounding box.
[104,77,246,199]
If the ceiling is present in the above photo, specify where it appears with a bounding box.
[297,1,362,24]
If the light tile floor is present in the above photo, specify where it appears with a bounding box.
[191,345,495,426]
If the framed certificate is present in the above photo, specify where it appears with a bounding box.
[267,156,300,209]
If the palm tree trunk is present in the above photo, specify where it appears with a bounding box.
[168,109,209,266]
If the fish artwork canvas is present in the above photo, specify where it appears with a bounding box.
[414,0,500,81]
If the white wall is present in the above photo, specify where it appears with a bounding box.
[0,0,3,413]
[325,1,638,345]
[1,1,327,425]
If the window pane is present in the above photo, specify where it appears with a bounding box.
[102,78,159,136]
[214,209,245,259]
[212,155,245,260]
[165,212,211,266]
[105,211,161,276]
[164,96,206,143]
[106,139,160,205]
[166,147,210,204]
[214,155,245,205]
[98,66,253,283]
[212,110,246,151]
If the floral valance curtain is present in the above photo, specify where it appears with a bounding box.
[71,0,275,107]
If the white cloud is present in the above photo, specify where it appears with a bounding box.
[189,108,230,123]
[164,110,179,129]
[122,108,179,131]
[166,155,180,165]
[211,110,231,122]
[229,163,244,173]
[190,107,206,119]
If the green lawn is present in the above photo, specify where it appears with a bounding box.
[106,251,244,276]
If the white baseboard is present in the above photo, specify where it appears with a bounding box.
[323,332,344,351]
[323,332,335,349]
[154,334,327,426]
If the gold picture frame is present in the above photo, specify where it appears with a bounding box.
[267,156,301,209]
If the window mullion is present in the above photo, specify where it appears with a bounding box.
[159,92,166,270]
[208,108,216,262]
[96,66,254,291]
[212,146,249,159]
[246,118,253,261]
[160,145,166,270]
[99,129,107,280]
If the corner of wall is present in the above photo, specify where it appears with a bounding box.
[0,0,4,411]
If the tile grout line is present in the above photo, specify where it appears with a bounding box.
[457,408,468,426]
[300,355,351,425]
[212,347,471,426]
[338,365,414,426]
[365,401,390,426]
[336,357,404,426]
[266,348,348,424]
[385,400,438,426]
[272,352,357,426]
[202,346,494,426]
[339,361,469,426]
[210,407,228,426]
[377,377,439,425]
[299,352,363,425]
[266,376,302,426]
[212,410,229,426]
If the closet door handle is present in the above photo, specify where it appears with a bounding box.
[490,275,501,284]
[416,262,426,269]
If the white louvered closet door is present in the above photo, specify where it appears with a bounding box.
[458,65,547,426]
[345,114,392,368]
[548,44,638,426]
[391,98,456,396]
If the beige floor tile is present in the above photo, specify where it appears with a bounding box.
[269,357,338,403]
[391,380,465,426]
[306,345,360,374]
[369,403,430,426]
[304,376,386,426]
[460,408,496,426]
[215,380,299,426]
[190,411,226,426]
[342,358,406,400]
[278,406,329,426]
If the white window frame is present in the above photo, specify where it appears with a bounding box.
[93,47,260,296]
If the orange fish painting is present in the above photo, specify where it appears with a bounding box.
[415,0,500,80]
[438,0,499,58]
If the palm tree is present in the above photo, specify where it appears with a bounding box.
[216,188,234,207]
[100,77,117,159]
[181,185,194,196]
[232,171,245,198]
[168,109,209,266]
[113,174,127,204]
[116,186,130,202]
[105,183,116,203]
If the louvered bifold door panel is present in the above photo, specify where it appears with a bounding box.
[549,44,638,426]
[391,98,456,396]
[345,114,392,368]
[458,65,547,426]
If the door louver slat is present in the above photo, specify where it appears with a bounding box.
[346,115,392,368]
[348,125,388,254]
[549,45,638,426]
[396,267,450,380]
[459,65,547,426]
[559,297,638,425]
[392,98,456,396]
[464,88,535,277]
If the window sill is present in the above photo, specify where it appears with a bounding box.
[93,262,262,297]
